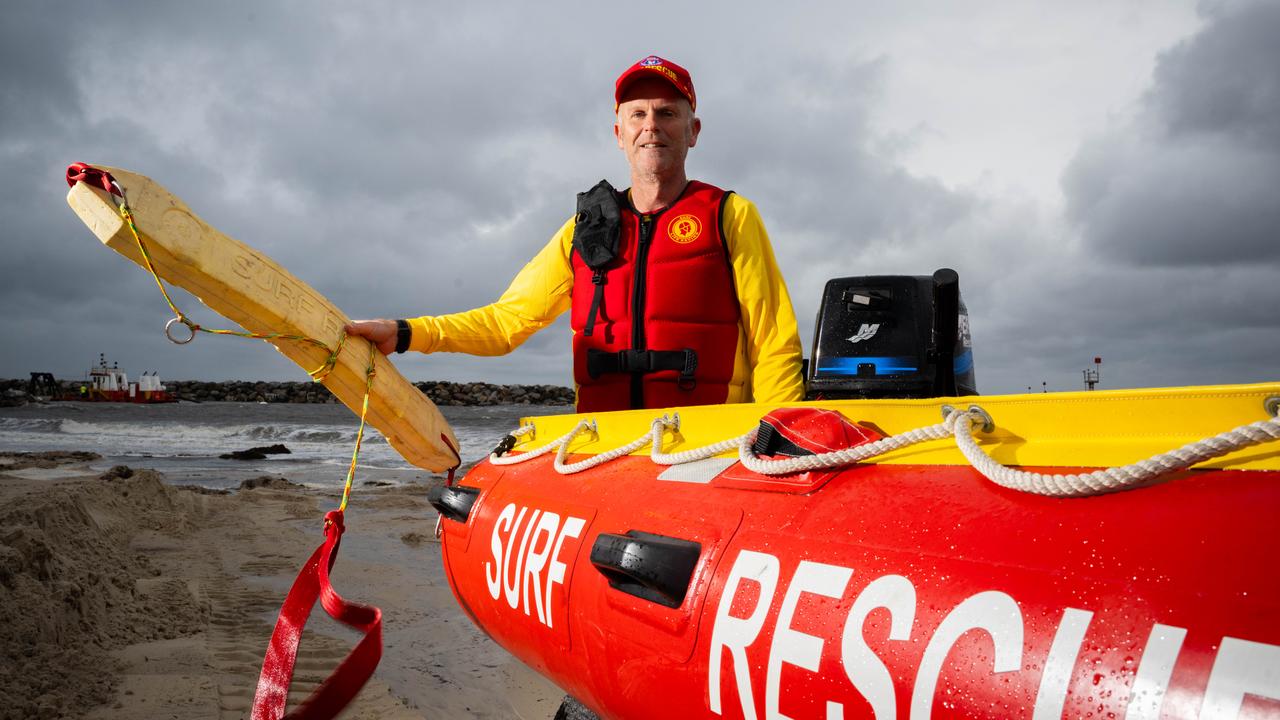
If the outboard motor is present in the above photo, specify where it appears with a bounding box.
[806,268,977,399]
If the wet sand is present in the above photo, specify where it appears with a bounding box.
[0,452,562,720]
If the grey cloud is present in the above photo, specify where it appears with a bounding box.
[1063,0,1280,266]
[1154,1,1280,145]
[704,54,973,257]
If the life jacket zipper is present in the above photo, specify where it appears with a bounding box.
[630,214,656,408]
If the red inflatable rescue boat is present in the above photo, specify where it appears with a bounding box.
[432,383,1280,719]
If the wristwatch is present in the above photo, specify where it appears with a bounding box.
[394,319,411,354]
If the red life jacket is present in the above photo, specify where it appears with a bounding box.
[570,181,740,413]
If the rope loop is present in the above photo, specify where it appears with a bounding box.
[651,413,747,466]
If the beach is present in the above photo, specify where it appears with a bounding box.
[0,450,564,720]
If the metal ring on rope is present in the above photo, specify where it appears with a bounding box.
[164,317,197,344]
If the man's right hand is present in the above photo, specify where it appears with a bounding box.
[345,319,399,355]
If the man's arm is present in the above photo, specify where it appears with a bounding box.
[349,219,575,356]
[724,195,806,403]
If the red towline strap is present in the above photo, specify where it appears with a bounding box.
[66,162,122,195]
[251,510,383,720]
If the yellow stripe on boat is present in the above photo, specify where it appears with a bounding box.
[518,382,1280,471]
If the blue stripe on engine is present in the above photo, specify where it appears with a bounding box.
[816,356,918,376]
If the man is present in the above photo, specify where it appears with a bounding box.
[349,55,804,412]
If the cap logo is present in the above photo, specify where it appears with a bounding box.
[640,56,664,66]
[668,214,702,244]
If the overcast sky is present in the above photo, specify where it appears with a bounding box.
[2,0,1276,395]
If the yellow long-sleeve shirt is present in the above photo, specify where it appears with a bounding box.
[406,193,804,404]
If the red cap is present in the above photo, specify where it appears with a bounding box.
[615,55,696,112]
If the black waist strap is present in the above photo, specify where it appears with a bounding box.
[586,348,698,389]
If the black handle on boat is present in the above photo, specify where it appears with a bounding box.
[428,485,481,524]
[590,531,701,609]
[932,268,960,397]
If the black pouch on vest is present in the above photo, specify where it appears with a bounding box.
[573,180,622,336]
[573,179,622,269]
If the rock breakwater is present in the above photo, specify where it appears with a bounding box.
[0,378,574,407]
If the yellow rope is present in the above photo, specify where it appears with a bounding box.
[116,194,377,511]
[340,346,377,513]
[120,204,344,381]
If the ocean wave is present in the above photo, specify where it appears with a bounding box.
[43,419,374,446]
[0,417,65,433]
[243,425,353,444]
[59,419,242,441]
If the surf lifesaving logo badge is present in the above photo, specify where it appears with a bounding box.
[668,214,702,244]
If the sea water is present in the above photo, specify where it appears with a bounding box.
[0,400,573,490]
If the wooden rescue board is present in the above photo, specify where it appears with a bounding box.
[67,165,459,472]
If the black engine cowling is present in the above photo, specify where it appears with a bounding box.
[806,268,977,399]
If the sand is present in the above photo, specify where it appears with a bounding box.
[0,452,563,720]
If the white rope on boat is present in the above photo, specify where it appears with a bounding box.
[552,415,751,474]
[653,433,749,465]
[492,415,754,474]
[488,400,1280,497]
[948,406,1280,497]
[554,419,663,474]
[649,413,751,465]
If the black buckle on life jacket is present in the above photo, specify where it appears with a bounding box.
[583,268,607,338]
[585,348,698,391]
